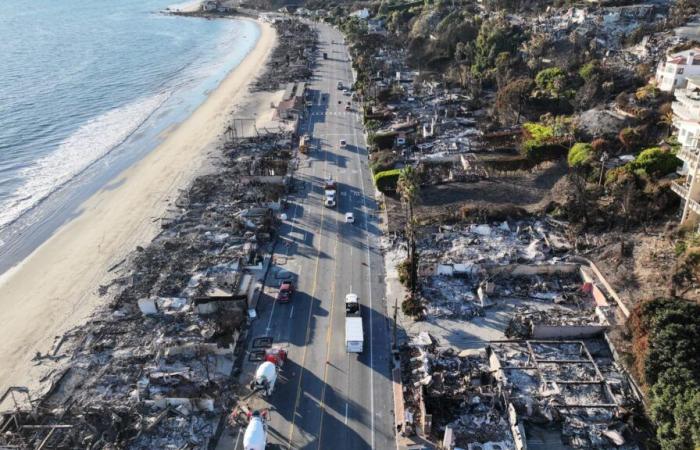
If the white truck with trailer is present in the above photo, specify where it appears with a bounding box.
[345,293,363,353]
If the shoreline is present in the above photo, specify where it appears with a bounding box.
[0,17,279,394]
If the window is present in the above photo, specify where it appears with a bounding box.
[678,67,685,74]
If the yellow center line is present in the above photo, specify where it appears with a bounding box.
[289,30,339,448]
[287,191,324,449]
[287,183,325,449]
[316,214,340,449]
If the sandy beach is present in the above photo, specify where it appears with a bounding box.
[0,18,280,396]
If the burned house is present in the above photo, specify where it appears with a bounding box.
[400,334,642,450]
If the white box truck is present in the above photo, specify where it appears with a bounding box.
[345,293,363,353]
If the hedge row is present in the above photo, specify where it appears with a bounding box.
[373,168,401,193]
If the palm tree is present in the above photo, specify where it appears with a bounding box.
[658,110,675,138]
[397,166,420,293]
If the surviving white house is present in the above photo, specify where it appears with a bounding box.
[349,8,370,19]
[655,48,700,92]
[671,76,700,225]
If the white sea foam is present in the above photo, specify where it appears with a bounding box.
[0,92,169,229]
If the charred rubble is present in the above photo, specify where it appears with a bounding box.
[252,18,317,92]
[392,219,646,448]
[0,133,295,450]
[402,219,620,334]
[400,333,643,449]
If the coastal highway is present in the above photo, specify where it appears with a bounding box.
[230,22,396,450]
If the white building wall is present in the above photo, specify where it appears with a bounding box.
[671,78,700,226]
[655,49,700,92]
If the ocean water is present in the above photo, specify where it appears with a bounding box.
[0,0,259,269]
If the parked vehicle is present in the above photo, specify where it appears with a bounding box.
[337,81,343,90]
[339,139,346,147]
[252,361,278,396]
[299,134,310,154]
[277,281,294,303]
[345,293,363,353]
[345,212,354,223]
[243,411,268,450]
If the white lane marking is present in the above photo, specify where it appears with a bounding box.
[350,83,376,449]
[234,428,242,449]
[345,403,349,425]
[290,305,294,319]
[287,66,334,448]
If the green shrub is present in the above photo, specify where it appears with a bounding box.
[397,259,410,286]
[523,122,554,142]
[578,61,600,82]
[364,119,381,131]
[535,67,567,97]
[567,143,593,167]
[632,298,700,449]
[630,147,681,178]
[373,168,401,192]
[401,293,423,317]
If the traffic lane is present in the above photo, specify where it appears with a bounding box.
[258,96,335,446]
[349,111,399,449]
[338,242,375,449]
[287,118,342,448]
[286,196,338,448]
[261,161,331,447]
[317,171,369,449]
[314,63,371,445]
[325,109,378,449]
[331,25,397,450]
[351,126,398,450]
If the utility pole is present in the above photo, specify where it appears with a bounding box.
[392,296,398,352]
[598,151,609,186]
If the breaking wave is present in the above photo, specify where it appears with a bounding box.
[0,92,170,229]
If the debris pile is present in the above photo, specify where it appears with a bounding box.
[0,133,295,449]
[399,336,642,449]
[399,333,515,448]
[423,220,568,268]
[252,18,317,91]
[488,340,641,449]
[411,219,600,326]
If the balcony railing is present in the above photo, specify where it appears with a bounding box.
[673,103,700,122]
[678,147,700,166]
[688,198,700,215]
[672,181,689,198]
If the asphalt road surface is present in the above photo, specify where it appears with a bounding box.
[232,22,396,450]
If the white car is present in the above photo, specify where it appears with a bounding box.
[345,212,354,223]
[324,197,336,208]
[340,139,346,148]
